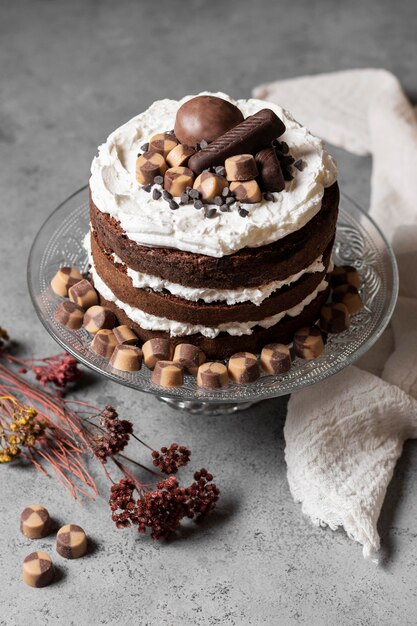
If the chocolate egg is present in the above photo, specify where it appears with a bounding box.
[174,96,244,147]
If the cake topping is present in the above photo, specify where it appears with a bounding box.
[166,143,196,168]
[20,505,51,539]
[83,305,116,334]
[110,344,142,372]
[151,361,184,388]
[22,551,54,588]
[293,326,325,360]
[197,362,229,389]
[54,300,84,330]
[164,167,195,197]
[225,154,258,182]
[230,180,262,204]
[332,284,363,315]
[90,329,118,358]
[172,343,206,376]
[136,151,167,185]
[174,95,244,147]
[193,171,229,203]
[320,302,350,334]
[255,148,285,192]
[142,338,173,369]
[228,352,260,384]
[149,132,179,159]
[56,524,88,559]
[113,325,138,345]
[261,344,292,375]
[330,265,360,290]
[68,279,99,309]
[50,266,83,297]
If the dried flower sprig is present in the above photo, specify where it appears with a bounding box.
[3,351,80,389]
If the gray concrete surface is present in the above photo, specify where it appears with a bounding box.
[1,1,417,624]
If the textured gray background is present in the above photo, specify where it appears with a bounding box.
[1,1,417,624]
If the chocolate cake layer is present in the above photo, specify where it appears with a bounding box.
[90,182,338,290]
[91,230,332,326]
[96,285,330,359]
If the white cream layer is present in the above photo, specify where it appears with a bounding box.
[91,263,328,339]
[90,92,337,258]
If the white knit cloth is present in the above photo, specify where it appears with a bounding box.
[254,69,417,559]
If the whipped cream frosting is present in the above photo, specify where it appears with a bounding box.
[90,263,328,339]
[90,92,337,258]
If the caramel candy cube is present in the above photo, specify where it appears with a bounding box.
[149,133,179,159]
[193,171,228,203]
[228,352,260,384]
[293,326,324,360]
[173,343,206,376]
[330,265,361,290]
[56,524,87,559]
[68,279,99,310]
[113,325,138,345]
[110,344,142,372]
[90,329,118,358]
[20,505,51,539]
[142,338,173,369]
[225,154,258,182]
[54,300,84,330]
[197,362,228,389]
[230,180,262,204]
[151,361,184,388]
[164,167,195,197]
[50,266,83,297]
[261,343,291,375]
[22,551,54,588]
[332,284,363,315]
[166,143,196,168]
[136,151,167,185]
[83,305,116,334]
[320,302,350,334]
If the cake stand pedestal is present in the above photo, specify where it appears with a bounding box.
[157,397,256,415]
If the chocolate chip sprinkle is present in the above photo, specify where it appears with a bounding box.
[140,143,149,152]
[142,184,152,193]
[221,186,230,197]
[180,193,190,204]
[154,175,164,185]
[238,208,249,218]
[264,191,276,202]
[225,196,235,205]
[214,196,223,206]
[169,200,179,210]
[215,166,226,177]
[294,159,306,171]
[163,190,172,201]
[220,204,230,212]
[152,188,162,200]
[189,188,200,200]
[194,200,203,210]
[199,139,208,149]
[206,208,217,219]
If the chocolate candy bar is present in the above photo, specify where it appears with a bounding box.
[255,148,285,192]
[113,325,138,345]
[54,300,84,330]
[56,524,87,559]
[142,338,173,369]
[330,265,361,290]
[197,362,228,389]
[136,151,167,185]
[166,143,195,168]
[50,266,83,297]
[20,505,51,539]
[164,167,195,197]
[83,305,116,334]
[90,329,118,358]
[332,284,363,315]
[320,302,350,334]
[22,551,54,588]
[149,133,179,159]
[173,343,206,376]
[228,352,260,384]
[230,180,262,203]
[110,344,142,372]
[225,154,258,182]
[261,343,291,375]
[193,171,228,203]
[174,95,244,146]
[293,326,325,360]
[151,361,184,388]
[68,279,99,310]
[188,108,286,175]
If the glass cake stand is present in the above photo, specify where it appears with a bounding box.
[28,187,398,415]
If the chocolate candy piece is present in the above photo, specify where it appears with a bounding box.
[20,505,51,539]
[54,300,84,330]
[294,326,325,360]
[197,362,228,389]
[173,343,206,376]
[113,325,138,345]
[261,343,291,375]
[330,265,361,289]
[50,266,83,297]
[164,167,195,197]
[149,133,179,159]
[255,148,285,192]
[110,344,142,372]
[174,95,244,147]
[228,352,260,384]
[188,108,286,175]
[68,279,98,310]
[230,180,262,203]
[22,551,54,588]
[83,305,116,334]
[142,338,173,369]
[90,329,118,358]
[166,143,196,168]
[320,302,350,334]
[56,524,87,559]
[151,361,184,387]
[136,151,167,185]
[193,171,228,203]
[332,284,363,315]
[225,154,258,182]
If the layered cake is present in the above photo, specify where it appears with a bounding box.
[88,92,338,358]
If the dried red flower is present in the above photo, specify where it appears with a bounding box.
[93,406,133,463]
[33,354,79,388]
[151,442,191,474]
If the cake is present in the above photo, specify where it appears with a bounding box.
[88,92,338,359]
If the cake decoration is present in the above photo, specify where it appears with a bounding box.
[172,343,206,376]
[135,151,167,185]
[230,180,262,203]
[228,352,260,384]
[224,154,258,181]
[260,343,292,375]
[54,300,84,329]
[90,329,118,358]
[166,143,196,168]
[197,362,229,389]
[332,284,363,314]
[20,505,51,539]
[56,524,88,559]
[142,338,173,369]
[293,326,325,360]
[320,302,350,333]
[164,166,195,196]
[330,265,360,289]
[110,344,142,372]
[22,551,54,587]
[83,305,116,334]
[255,147,285,192]
[68,279,98,309]
[149,132,179,158]
[193,171,229,203]
[50,266,83,297]
[113,325,138,345]
[151,361,184,387]
[174,95,244,146]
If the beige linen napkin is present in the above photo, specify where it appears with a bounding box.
[254,69,417,558]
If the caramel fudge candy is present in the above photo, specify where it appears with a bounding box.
[193,171,228,203]
[320,302,350,334]
[136,151,167,185]
[20,505,51,539]
[261,343,291,375]
[22,551,54,588]
[166,143,196,168]
[151,361,184,388]
[230,180,262,204]
[228,352,260,384]
[149,132,179,159]
[83,305,116,334]
[173,343,206,376]
[142,338,173,369]
[110,344,142,372]
[197,362,228,389]
[90,329,118,358]
[225,154,258,182]
[50,266,83,297]
[54,300,84,330]
[293,326,325,360]
[113,325,138,346]
[332,284,363,315]
[68,279,99,309]
[164,167,195,197]
[330,265,361,290]
[56,524,87,559]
